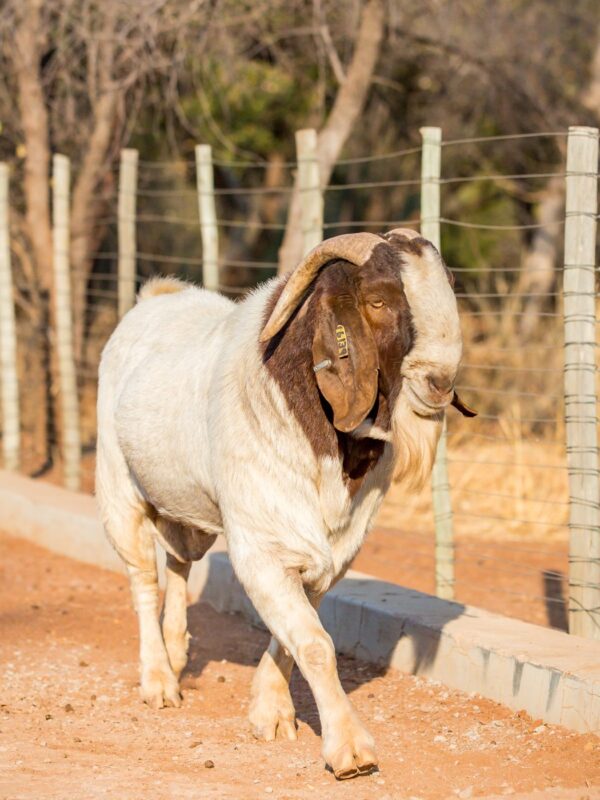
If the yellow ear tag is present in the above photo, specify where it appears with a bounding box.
[335,324,349,358]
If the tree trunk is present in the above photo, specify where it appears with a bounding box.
[278,0,385,274]
[14,0,52,292]
[70,91,119,362]
[14,0,54,468]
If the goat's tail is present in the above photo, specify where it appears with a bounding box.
[137,276,189,302]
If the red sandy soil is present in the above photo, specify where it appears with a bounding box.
[0,531,598,800]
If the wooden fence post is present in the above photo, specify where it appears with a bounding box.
[420,126,455,601]
[563,125,600,639]
[296,129,323,256]
[118,148,138,317]
[195,145,219,291]
[0,164,20,470]
[52,154,81,492]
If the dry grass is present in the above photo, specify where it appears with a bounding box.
[377,437,568,544]
[377,295,571,546]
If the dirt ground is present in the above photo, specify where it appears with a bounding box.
[1,532,599,800]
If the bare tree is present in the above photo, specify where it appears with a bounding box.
[278,0,385,273]
[0,0,210,468]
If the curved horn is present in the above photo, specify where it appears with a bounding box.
[260,233,385,342]
[384,227,422,241]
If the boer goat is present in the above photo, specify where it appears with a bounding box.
[96,229,475,780]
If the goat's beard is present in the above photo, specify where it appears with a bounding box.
[390,391,444,491]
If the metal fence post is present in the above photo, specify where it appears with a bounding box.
[420,126,455,601]
[296,129,323,256]
[195,145,219,291]
[0,164,20,470]
[52,154,81,492]
[118,148,138,318]
[563,125,600,639]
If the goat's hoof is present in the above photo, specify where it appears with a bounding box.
[141,667,182,709]
[249,697,297,742]
[323,723,378,780]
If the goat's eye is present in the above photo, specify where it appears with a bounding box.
[370,299,385,309]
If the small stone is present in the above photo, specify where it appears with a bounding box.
[204,759,214,769]
[64,704,74,713]
[79,661,89,668]
[31,604,40,610]
[434,734,446,743]
[190,741,203,749]
[368,693,375,699]
[265,789,273,794]
[73,737,81,743]
[45,714,53,721]
[458,788,473,799]
[217,675,225,683]
[90,694,96,701]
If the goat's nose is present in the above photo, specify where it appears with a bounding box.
[427,372,454,395]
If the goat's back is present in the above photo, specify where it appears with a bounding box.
[96,284,235,527]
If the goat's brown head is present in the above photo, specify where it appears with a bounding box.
[261,230,475,434]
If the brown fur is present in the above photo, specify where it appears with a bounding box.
[138,276,189,301]
[262,243,415,496]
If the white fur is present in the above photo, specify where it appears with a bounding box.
[400,243,463,417]
[95,248,462,775]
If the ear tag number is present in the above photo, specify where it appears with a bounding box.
[335,324,349,358]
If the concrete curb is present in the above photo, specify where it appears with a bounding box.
[1,470,599,735]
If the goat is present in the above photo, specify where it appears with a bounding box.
[95,228,475,780]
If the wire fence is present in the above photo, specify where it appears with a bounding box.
[0,126,599,640]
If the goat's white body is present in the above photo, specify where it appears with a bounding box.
[97,281,403,583]
[96,254,451,777]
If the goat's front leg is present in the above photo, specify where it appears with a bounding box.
[231,544,377,780]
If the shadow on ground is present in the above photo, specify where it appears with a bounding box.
[184,552,466,735]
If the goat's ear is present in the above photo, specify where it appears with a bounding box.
[312,297,379,433]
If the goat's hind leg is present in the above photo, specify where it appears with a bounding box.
[101,501,181,709]
[159,522,217,680]
[163,554,192,679]
[125,514,182,709]
[250,590,322,741]
[249,636,297,741]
